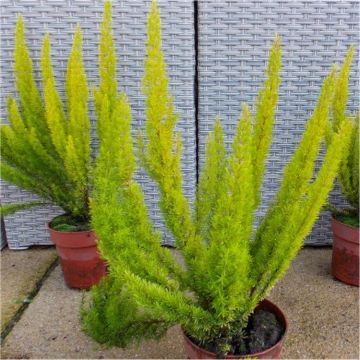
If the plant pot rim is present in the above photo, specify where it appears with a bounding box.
[48,214,93,235]
[47,222,93,235]
[182,298,288,359]
[47,223,97,249]
[331,214,359,230]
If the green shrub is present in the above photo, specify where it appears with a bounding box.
[326,46,359,227]
[1,16,90,223]
[83,0,353,355]
[1,4,114,228]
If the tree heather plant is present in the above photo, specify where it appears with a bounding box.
[2,18,66,209]
[82,0,353,355]
[1,16,91,224]
[326,46,358,227]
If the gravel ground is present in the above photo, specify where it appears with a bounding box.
[1,247,57,334]
[269,248,358,359]
[1,248,359,359]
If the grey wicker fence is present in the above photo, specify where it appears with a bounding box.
[0,0,358,248]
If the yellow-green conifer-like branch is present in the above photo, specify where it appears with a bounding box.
[195,118,227,241]
[122,270,214,340]
[142,0,178,178]
[350,114,359,209]
[41,34,67,158]
[1,125,71,211]
[332,46,355,131]
[141,0,206,274]
[338,115,359,209]
[64,25,91,217]
[14,16,43,127]
[64,135,86,217]
[251,119,353,308]
[91,2,184,286]
[4,95,68,201]
[205,104,254,320]
[92,92,183,288]
[327,46,358,213]
[230,104,255,243]
[65,25,90,167]
[250,69,337,306]
[252,35,281,207]
[2,94,70,207]
[251,68,336,283]
[14,16,54,151]
[98,0,117,109]
[1,162,55,206]
[94,92,136,190]
[7,97,26,134]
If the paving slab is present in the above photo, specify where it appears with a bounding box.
[269,248,358,359]
[1,248,359,359]
[1,246,57,335]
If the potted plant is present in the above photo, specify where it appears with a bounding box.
[0,2,116,289]
[326,47,359,286]
[81,0,353,357]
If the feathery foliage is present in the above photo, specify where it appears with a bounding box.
[82,1,184,344]
[326,46,358,225]
[1,15,92,223]
[0,202,47,217]
[83,0,354,356]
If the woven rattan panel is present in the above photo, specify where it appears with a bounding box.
[0,0,196,249]
[197,0,359,245]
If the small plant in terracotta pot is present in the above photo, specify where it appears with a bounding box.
[0,2,117,289]
[326,47,359,286]
[81,1,353,357]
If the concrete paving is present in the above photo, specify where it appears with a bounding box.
[1,248,359,359]
[269,248,358,359]
[1,246,57,334]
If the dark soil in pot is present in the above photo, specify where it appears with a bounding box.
[246,308,284,354]
[49,214,91,232]
[334,213,359,228]
[188,307,284,357]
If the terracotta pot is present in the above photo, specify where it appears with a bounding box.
[48,225,106,289]
[182,299,288,359]
[331,216,359,286]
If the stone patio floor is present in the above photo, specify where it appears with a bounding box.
[1,247,358,359]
